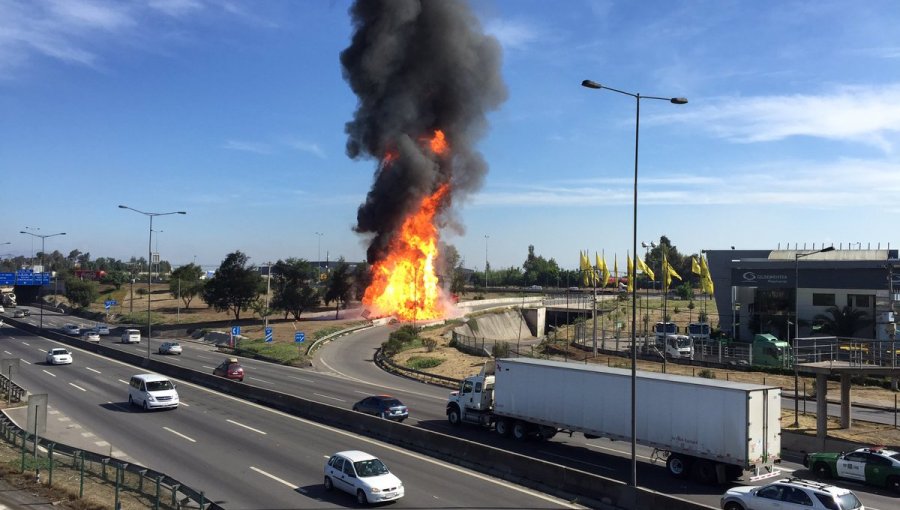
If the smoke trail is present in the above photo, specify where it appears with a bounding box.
[340,0,507,264]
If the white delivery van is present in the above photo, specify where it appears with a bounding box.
[128,374,179,410]
[121,329,141,343]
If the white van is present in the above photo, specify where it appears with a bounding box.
[128,374,179,410]
[121,329,141,343]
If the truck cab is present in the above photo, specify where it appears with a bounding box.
[447,362,495,427]
[657,334,694,359]
[654,322,678,342]
[687,322,711,344]
[751,334,792,368]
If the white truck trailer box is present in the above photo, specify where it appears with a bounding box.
[451,358,781,482]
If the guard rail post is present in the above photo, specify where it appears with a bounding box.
[155,475,161,510]
[20,431,26,471]
[114,462,121,510]
[48,443,54,486]
[171,483,180,507]
[139,468,147,493]
[79,451,85,498]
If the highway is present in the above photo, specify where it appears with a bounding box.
[5,305,900,509]
[0,316,584,509]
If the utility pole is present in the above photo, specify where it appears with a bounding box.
[264,262,272,330]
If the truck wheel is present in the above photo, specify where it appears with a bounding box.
[813,462,832,479]
[447,407,461,426]
[690,460,716,484]
[495,418,511,437]
[666,454,691,479]
[538,426,557,440]
[512,421,530,440]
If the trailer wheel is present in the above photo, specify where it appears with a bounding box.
[690,459,716,484]
[447,406,461,426]
[495,418,511,436]
[666,454,691,479]
[537,426,557,440]
[512,421,530,440]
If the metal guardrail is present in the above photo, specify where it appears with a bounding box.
[795,337,900,368]
[373,348,461,389]
[0,373,27,403]
[0,414,218,509]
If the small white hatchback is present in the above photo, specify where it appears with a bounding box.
[324,450,404,505]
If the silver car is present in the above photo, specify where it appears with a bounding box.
[158,342,183,355]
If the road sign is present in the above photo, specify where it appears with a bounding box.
[265,327,273,343]
[295,332,305,343]
[104,303,111,310]
[0,273,14,285]
[12,271,51,286]
[232,326,241,336]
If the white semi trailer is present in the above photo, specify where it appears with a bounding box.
[446,358,781,484]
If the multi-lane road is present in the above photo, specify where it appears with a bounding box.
[3,306,899,509]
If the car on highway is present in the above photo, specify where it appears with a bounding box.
[62,324,81,335]
[720,477,863,510]
[0,305,4,313]
[121,329,141,343]
[158,342,183,355]
[82,330,101,343]
[94,324,110,335]
[352,395,409,422]
[46,348,73,365]
[13,310,26,318]
[128,374,179,410]
[526,285,543,291]
[212,357,244,381]
[324,450,404,505]
[804,445,900,493]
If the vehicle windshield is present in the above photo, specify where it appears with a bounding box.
[146,380,174,391]
[382,399,403,407]
[353,458,389,478]
[836,492,862,509]
[889,452,900,461]
[675,337,692,348]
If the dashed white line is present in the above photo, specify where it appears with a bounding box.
[21,359,31,365]
[226,419,267,435]
[288,376,315,383]
[313,393,346,402]
[195,355,212,360]
[21,341,30,346]
[118,379,129,385]
[69,383,87,392]
[85,367,101,374]
[248,376,272,384]
[163,427,196,443]
[41,370,56,378]
[201,365,215,370]
[249,466,298,489]
[3,351,11,355]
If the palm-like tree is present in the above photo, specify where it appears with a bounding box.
[812,305,871,337]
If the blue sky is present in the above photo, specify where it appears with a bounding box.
[3,0,900,272]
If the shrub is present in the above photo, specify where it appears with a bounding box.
[492,341,510,358]
[423,338,437,352]
[406,356,443,370]
[697,369,716,379]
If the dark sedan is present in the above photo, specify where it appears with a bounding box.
[352,395,409,422]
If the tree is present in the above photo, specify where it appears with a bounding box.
[101,270,129,290]
[169,263,205,309]
[522,245,560,287]
[323,258,353,319]
[271,258,320,320]
[65,278,99,309]
[201,251,261,321]
[812,306,871,337]
[350,262,370,301]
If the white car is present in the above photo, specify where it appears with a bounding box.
[62,324,81,335]
[46,348,73,365]
[158,342,183,355]
[324,450,404,505]
[720,478,863,510]
[83,331,101,343]
[95,324,110,335]
[121,329,141,343]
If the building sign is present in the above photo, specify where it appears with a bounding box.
[731,269,792,287]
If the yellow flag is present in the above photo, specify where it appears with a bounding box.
[627,254,634,292]
[637,256,655,281]
[663,253,682,292]
[580,251,590,286]
[691,256,702,276]
[596,253,610,288]
[700,255,715,294]
[613,254,619,288]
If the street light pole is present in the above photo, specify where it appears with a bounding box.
[119,205,187,359]
[582,79,687,490]
[24,227,39,268]
[315,232,324,271]
[19,231,66,330]
[484,235,490,289]
[793,245,835,426]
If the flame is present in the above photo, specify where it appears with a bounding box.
[364,130,450,321]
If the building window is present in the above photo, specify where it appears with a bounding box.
[812,293,835,306]
[848,294,872,308]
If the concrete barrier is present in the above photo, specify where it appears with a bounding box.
[7,317,712,509]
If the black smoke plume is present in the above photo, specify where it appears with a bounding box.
[341,0,507,264]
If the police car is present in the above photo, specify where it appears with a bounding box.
[804,445,900,493]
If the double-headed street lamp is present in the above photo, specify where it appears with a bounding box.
[582,79,687,490]
[18,230,66,330]
[792,245,835,426]
[119,205,186,359]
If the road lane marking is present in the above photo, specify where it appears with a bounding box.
[196,355,212,360]
[247,376,272,384]
[201,365,215,370]
[249,466,297,489]
[288,376,315,383]
[226,419,267,435]
[42,370,56,377]
[69,383,87,392]
[3,351,11,355]
[163,427,196,443]
[584,442,654,461]
[85,367,101,374]
[21,359,31,365]
[118,379,129,385]
[313,393,346,402]
[21,342,30,346]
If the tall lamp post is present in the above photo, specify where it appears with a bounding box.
[24,226,39,267]
[793,245,834,426]
[19,231,66,330]
[582,79,687,489]
[314,232,324,271]
[151,229,163,282]
[484,234,490,289]
[119,205,186,359]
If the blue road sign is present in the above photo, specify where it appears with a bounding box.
[13,271,51,286]
[108,299,118,306]
[231,326,241,336]
[104,303,111,310]
[265,327,273,343]
[0,273,14,285]
[295,332,305,343]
